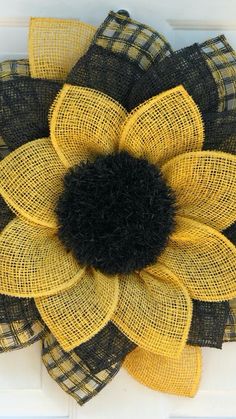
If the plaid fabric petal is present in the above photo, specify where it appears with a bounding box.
[94,10,172,71]
[187,300,230,348]
[0,319,45,352]
[224,298,236,342]
[74,322,136,373]
[42,331,121,405]
[0,59,29,81]
[67,11,172,108]
[0,77,62,151]
[200,35,236,111]
[128,43,218,112]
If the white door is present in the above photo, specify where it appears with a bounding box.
[0,0,235,418]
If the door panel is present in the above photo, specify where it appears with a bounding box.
[0,1,235,417]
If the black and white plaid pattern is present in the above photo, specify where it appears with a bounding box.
[0,59,29,81]
[0,320,45,352]
[42,331,121,405]
[224,299,236,342]
[200,35,236,111]
[94,11,173,71]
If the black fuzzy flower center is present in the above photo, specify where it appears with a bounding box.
[56,152,176,275]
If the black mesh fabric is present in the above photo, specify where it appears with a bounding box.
[0,295,40,323]
[187,300,230,348]
[0,77,62,150]
[203,111,236,245]
[0,137,10,160]
[67,10,173,107]
[203,111,236,155]
[74,322,136,373]
[0,196,14,232]
[128,44,218,112]
[67,45,143,108]
[222,223,236,245]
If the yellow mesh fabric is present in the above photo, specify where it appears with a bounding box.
[157,216,236,302]
[50,85,127,168]
[36,269,119,351]
[124,345,202,397]
[162,151,236,231]
[112,264,192,357]
[0,138,66,229]
[0,218,80,298]
[29,18,96,80]
[119,85,203,166]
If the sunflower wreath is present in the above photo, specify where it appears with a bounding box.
[0,9,235,405]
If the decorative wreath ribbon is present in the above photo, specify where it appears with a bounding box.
[0,10,235,405]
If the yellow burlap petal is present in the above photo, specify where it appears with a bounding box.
[119,85,203,166]
[29,18,96,80]
[0,138,66,229]
[112,264,192,358]
[157,216,236,301]
[36,269,119,351]
[124,345,202,397]
[0,218,80,298]
[162,151,236,231]
[50,85,128,168]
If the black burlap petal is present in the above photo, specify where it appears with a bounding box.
[187,300,230,348]
[74,322,136,373]
[203,111,236,246]
[67,10,172,107]
[203,111,236,155]
[0,77,62,150]
[42,330,121,405]
[0,196,14,232]
[0,295,40,323]
[0,137,9,160]
[0,140,14,232]
[222,223,236,245]
[128,44,218,112]
[67,45,143,108]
